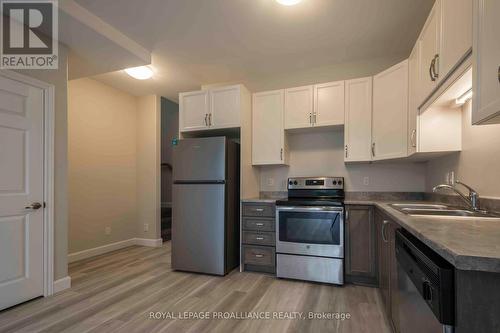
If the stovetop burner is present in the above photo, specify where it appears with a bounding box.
[276,177,345,207]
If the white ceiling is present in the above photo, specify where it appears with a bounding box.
[75,0,435,101]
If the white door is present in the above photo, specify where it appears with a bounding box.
[419,0,441,100]
[314,81,345,127]
[372,60,409,160]
[472,0,500,124]
[284,85,313,129]
[408,42,420,156]
[0,74,44,310]
[252,90,286,165]
[210,85,240,129]
[344,77,373,162]
[179,90,210,132]
[440,0,472,79]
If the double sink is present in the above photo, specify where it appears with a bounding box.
[390,203,500,219]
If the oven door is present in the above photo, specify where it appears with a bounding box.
[276,206,344,258]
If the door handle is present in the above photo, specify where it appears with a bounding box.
[25,202,42,210]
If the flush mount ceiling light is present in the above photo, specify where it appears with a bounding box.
[124,66,153,80]
[276,0,302,6]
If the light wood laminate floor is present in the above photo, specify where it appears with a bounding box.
[0,243,391,333]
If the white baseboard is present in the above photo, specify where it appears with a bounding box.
[53,276,71,293]
[134,238,163,247]
[68,238,163,263]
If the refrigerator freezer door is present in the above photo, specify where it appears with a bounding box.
[172,183,225,275]
[173,137,226,182]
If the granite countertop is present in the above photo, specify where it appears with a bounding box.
[346,200,500,273]
[241,197,281,203]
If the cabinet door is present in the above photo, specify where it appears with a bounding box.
[210,85,241,129]
[472,0,500,124]
[344,77,373,162]
[345,206,377,286]
[179,90,210,132]
[252,90,286,165]
[284,85,313,129]
[313,81,345,127]
[440,0,473,79]
[389,222,401,333]
[376,213,391,317]
[419,0,441,100]
[408,43,420,156]
[372,60,409,160]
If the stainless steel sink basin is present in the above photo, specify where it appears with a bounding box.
[390,204,500,218]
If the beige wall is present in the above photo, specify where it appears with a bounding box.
[14,43,69,280]
[136,95,161,240]
[426,101,500,198]
[68,78,161,254]
[68,78,138,253]
[260,130,427,192]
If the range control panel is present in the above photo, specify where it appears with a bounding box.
[287,177,344,190]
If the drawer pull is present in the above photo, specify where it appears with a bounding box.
[255,223,264,226]
[254,208,264,212]
[256,237,264,240]
[255,254,264,258]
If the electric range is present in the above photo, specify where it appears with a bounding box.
[275,177,345,285]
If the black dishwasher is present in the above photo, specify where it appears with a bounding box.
[396,229,455,333]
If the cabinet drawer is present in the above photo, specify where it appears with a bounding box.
[243,245,275,266]
[243,217,275,232]
[243,231,275,246]
[242,204,275,217]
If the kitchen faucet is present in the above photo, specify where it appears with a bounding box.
[433,180,479,211]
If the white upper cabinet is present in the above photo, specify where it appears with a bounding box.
[408,43,420,156]
[472,0,500,124]
[344,77,373,162]
[180,84,246,132]
[313,81,345,127]
[179,90,210,132]
[419,0,441,100]
[284,85,314,129]
[252,90,287,165]
[440,0,473,79]
[372,60,409,161]
[210,85,241,129]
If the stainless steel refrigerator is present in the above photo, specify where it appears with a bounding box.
[172,137,240,276]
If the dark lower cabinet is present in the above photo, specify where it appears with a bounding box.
[345,205,378,286]
[376,210,401,333]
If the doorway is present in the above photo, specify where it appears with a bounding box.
[160,97,179,242]
[0,70,55,310]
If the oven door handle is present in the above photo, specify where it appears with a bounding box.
[276,206,344,212]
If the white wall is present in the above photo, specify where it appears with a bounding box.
[260,130,427,192]
[426,101,500,198]
[136,95,161,240]
[68,78,161,254]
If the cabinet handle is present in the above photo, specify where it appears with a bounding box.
[411,129,417,148]
[204,114,208,126]
[429,58,435,81]
[208,113,212,126]
[255,254,264,258]
[371,142,376,157]
[254,208,264,212]
[256,237,264,240]
[313,113,317,124]
[255,222,264,226]
[345,209,349,221]
[309,113,312,124]
[345,145,348,158]
[433,54,440,79]
[280,148,283,161]
[382,220,389,243]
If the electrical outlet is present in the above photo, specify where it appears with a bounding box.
[105,227,111,235]
[144,223,149,232]
[267,178,275,186]
[363,177,370,186]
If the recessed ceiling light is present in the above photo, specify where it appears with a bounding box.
[276,0,302,6]
[124,66,153,80]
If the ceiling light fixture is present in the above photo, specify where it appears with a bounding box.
[276,0,302,6]
[124,66,154,80]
